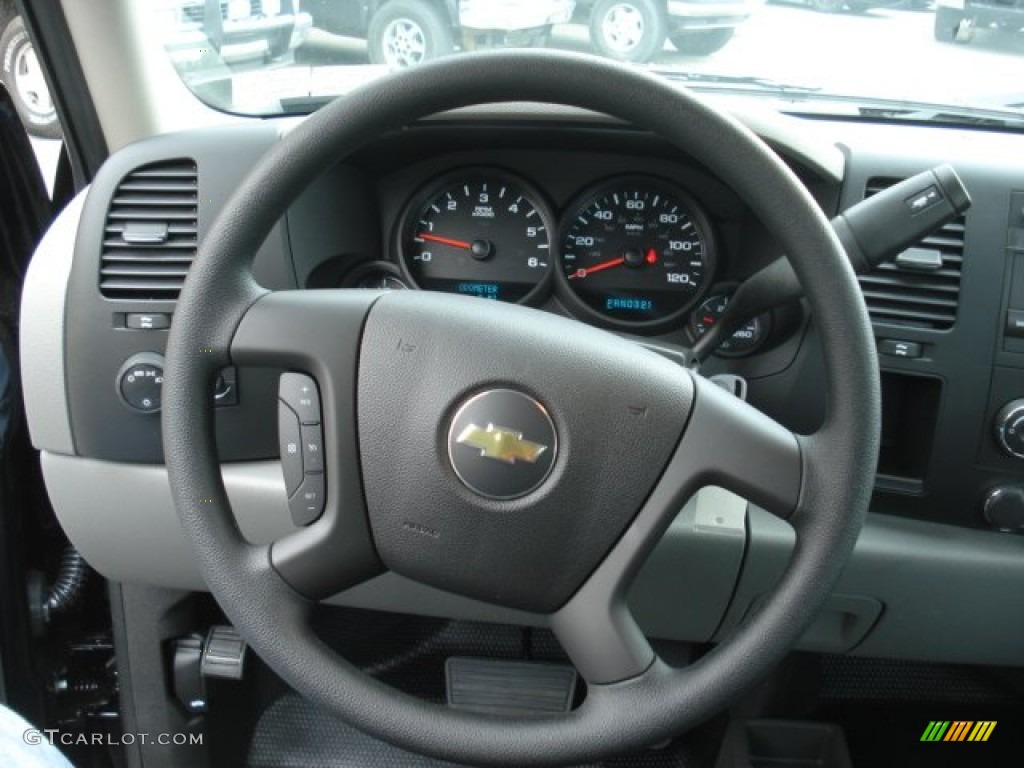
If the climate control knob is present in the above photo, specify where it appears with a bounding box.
[994,399,1024,459]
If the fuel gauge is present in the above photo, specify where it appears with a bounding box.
[689,293,769,357]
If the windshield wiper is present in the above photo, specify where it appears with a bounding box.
[841,99,1024,129]
[648,69,821,95]
[650,69,1024,129]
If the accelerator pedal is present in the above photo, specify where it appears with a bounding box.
[445,657,577,717]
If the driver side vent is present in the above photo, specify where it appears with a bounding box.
[100,159,198,300]
[856,177,965,330]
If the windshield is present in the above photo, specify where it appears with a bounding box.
[150,0,1024,126]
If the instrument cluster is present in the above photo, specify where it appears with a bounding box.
[342,166,771,355]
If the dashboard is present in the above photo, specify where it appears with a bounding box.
[20,102,1024,668]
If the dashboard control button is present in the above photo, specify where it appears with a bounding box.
[125,312,171,330]
[1006,310,1024,338]
[117,353,165,413]
[289,473,325,527]
[301,424,324,473]
[995,399,1024,459]
[278,402,303,496]
[878,339,922,359]
[983,486,1024,534]
[279,373,321,425]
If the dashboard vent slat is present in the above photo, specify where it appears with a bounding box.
[100,159,198,301]
[101,265,192,278]
[106,209,197,222]
[858,178,965,330]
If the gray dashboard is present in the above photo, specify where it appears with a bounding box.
[21,104,1024,667]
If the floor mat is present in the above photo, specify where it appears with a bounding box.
[816,656,1023,767]
[247,692,706,768]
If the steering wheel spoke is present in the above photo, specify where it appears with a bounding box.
[230,289,381,370]
[551,372,800,685]
[670,373,803,520]
[231,290,385,598]
[552,568,655,686]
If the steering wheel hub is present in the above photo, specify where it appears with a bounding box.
[447,388,558,500]
[356,291,693,613]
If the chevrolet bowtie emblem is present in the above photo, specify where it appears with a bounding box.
[455,423,547,464]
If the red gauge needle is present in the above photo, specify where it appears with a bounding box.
[418,232,472,249]
[569,256,625,279]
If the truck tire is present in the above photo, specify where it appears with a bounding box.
[367,0,454,68]
[0,16,61,139]
[589,0,667,63]
[933,6,967,42]
[669,28,734,55]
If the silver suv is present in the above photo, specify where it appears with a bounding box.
[577,0,759,62]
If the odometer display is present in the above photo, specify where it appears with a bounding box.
[559,179,714,328]
[399,170,553,304]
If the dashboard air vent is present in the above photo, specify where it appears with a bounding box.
[856,177,965,330]
[100,160,198,300]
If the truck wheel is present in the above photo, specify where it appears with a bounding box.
[933,7,967,42]
[589,0,667,63]
[0,16,61,139]
[669,28,734,55]
[368,0,454,68]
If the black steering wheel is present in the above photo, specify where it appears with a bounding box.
[162,50,879,766]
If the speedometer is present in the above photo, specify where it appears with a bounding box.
[399,169,554,304]
[558,178,715,330]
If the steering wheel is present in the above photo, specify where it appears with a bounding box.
[162,50,879,765]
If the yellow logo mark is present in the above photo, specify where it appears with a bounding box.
[455,423,547,464]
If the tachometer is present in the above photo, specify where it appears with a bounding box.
[399,170,554,304]
[558,178,715,330]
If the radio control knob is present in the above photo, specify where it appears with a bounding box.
[994,399,1024,459]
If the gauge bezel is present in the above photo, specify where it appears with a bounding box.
[395,167,557,307]
[686,284,773,358]
[554,175,717,334]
